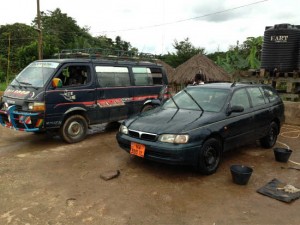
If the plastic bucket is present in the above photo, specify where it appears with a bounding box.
[230,165,253,185]
[273,148,292,162]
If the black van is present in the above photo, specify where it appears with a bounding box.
[0,56,168,143]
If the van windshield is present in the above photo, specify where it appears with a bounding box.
[11,62,59,88]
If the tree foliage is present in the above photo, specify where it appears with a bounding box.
[208,37,263,74]
[159,38,206,68]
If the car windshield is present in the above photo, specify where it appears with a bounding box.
[11,61,59,88]
[163,87,229,112]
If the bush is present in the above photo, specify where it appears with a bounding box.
[0,82,7,91]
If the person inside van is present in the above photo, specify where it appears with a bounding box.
[68,67,84,85]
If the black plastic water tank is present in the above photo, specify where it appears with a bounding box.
[261,23,300,73]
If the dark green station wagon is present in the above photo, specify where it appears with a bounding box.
[116,82,285,175]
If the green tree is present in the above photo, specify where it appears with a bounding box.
[36,8,93,51]
[159,38,205,68]
[0,23,37,74]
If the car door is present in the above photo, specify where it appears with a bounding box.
[222,88,256,151]
[247,86,270,139]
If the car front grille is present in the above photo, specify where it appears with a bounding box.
[128,129,158,141]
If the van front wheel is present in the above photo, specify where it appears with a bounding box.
[60,115,88,143]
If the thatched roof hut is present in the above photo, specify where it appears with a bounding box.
[171,54,231,84]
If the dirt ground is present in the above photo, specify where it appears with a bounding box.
[0,123,299,225]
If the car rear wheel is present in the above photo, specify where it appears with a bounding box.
[260,121,278,148]
[60,114,88,143]
[197,138,222,175]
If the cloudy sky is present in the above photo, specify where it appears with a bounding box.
[1,0,299,54]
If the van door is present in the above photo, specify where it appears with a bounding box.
[94,65,132,123]
[131,66,165,113]
[45,63,97,128]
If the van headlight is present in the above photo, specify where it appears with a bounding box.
[28,102,45,111]
[119,124,128,135]
[158,134,189,144]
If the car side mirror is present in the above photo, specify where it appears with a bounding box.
[52,78,62,88]
[227,105,244,115]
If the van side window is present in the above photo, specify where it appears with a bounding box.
[132,67,163,86]
[247,87,266,107]
[58,65,90,86]
[95,66,130,87]
[230,89,250,109]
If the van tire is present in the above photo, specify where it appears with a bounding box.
[141,104,154,112]
[60,114,88,143]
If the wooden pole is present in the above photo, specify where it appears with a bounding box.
[6,33,11,85]
[37,0,43,59]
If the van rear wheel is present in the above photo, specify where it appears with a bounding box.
[60,115,88,143]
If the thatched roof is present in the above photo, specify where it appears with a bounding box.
[156,59,175,82]
[171,54,231,84]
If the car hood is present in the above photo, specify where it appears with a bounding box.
[126,107,223,134]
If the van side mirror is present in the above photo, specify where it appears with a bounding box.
[227,105,244,115]
[52,78,62,88]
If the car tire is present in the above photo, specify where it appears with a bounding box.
[197,138,222,175]
[260,121,278,148]
[141,104,154,113]
[59,114,88,143]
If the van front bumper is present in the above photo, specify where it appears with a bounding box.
[0,105,44,132]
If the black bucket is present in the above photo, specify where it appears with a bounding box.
[273,148,292,162]
[230,165,253,185]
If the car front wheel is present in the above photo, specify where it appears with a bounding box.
[60,114,88,143]
[260,121,278,148]
[197,138,222,175]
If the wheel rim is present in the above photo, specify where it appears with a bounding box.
[268,126,276,145]
[67,121,82,137]
[204,146,219,169]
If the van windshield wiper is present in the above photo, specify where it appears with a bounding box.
[183,89,204,113]
[13,78,21,87]
[19,81,33,86]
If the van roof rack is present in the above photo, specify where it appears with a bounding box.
[53,48,157,62]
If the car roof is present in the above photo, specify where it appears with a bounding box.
[186,82,269,90]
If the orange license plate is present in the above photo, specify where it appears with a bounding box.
[130,142,145,158]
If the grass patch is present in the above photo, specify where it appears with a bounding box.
[0,82,7,91]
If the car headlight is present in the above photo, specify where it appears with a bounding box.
[28,102,45,111]
[158,134,189,144]
[119,124,128,135]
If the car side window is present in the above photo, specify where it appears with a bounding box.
[262,86,280,103]
[230,89,250,109]
[95,66,130,87]
[247,87,266,106]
